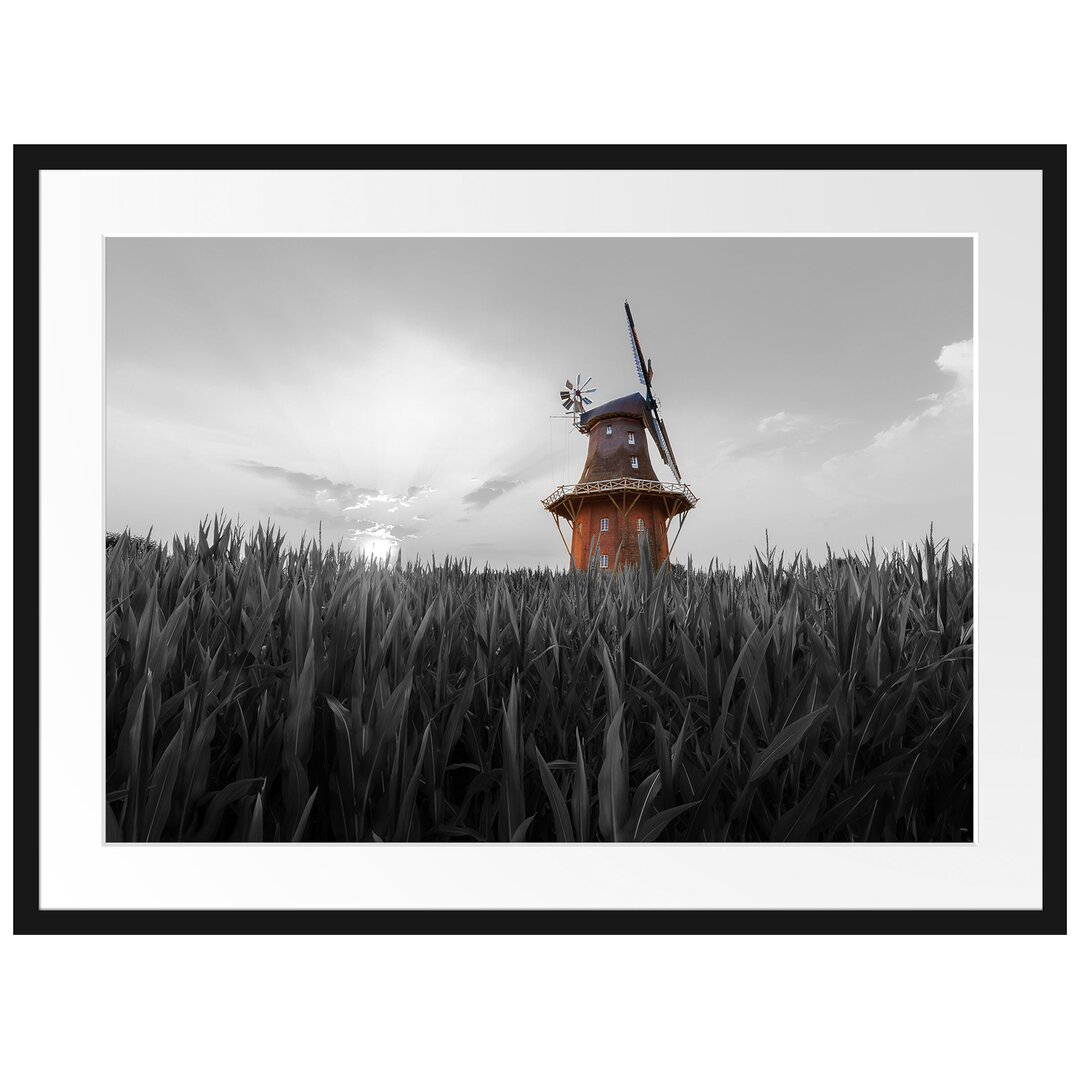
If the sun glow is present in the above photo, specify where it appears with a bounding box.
[350,533,398,563]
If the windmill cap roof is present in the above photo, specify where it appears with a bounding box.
[579,392,648,430]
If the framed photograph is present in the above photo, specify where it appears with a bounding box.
[14,145,1065,932]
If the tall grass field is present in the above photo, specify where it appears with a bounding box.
[105,521,973,842]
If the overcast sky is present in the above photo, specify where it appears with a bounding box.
[105,237,973,567]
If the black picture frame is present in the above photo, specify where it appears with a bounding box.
[13,144,1066,934]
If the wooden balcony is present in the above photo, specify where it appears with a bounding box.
[541,477,698,518]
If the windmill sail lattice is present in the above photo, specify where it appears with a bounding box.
[624,300,682,483]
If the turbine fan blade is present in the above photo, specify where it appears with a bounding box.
[559,374,596,416]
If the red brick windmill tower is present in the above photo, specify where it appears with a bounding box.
[543,303,698,570]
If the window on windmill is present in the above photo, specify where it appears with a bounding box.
[600,517,609,532]
[600,554,609,568]
[630,456,639,469]
[605,425,612,435]
[628,432,636,445]
[637,518,645,532]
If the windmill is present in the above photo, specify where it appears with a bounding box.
[541,303,697,570]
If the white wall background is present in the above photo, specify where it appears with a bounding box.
[2,4,1075,1080]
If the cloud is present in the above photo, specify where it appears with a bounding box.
[237,462,377,505]
[343,484,435,512]
[832,339,972,461]
[238,460,436,512]
[934,339,973,405]
[727,416,845,462]
[810,339,974,526]
[238,460,434,544]
[463,477,521,511]
[349,517,418,541]
[756,411,811,435]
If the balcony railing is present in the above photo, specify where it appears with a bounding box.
[541,477,698,510]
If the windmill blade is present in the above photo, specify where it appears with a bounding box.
[656,413,682,483]
[624,301,649,387]
[644,402,683,483]
[622,305,682,482]
[645,411,671,467]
